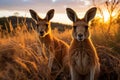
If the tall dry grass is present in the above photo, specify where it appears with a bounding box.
[0,23,52,80]
[90,17,120,58]
[52,28,72,45]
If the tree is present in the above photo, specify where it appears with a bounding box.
[105,0,120,33]
[92,0,120,34]
[14,12,19,16]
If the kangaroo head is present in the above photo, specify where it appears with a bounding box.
[29,9,55,37]
[66,7,97,41]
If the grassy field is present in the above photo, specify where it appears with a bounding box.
[0,16,119,80]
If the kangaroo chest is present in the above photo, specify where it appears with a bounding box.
[70,47,92,75]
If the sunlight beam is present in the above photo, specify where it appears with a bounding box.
[52,0,56,3]
[103,10,110,22]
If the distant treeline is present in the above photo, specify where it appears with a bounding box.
[0,16,72,32]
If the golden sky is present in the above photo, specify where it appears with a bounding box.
[0,0,107,24]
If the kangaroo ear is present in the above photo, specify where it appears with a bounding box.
[66,8,78,22]
[84,7,97,23]
[45,9,55,21]
[29,9,41,22]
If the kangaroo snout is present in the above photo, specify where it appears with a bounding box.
[77,33,84,41]
[40,31,44,36]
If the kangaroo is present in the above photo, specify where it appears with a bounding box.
[66,7,100,80]
[29,9,70,80]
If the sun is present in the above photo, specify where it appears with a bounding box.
[52,0,56,3]
[103,10,110,22]
[102,10,116,22]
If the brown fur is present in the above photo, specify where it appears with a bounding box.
[69,39,100,80]
[66,7,100,80]
[39,31,70,77]
[29,9,70,80]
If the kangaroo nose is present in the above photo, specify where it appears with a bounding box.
[78,34,83,38]
[40,31,44,36]
[77,34,84,41]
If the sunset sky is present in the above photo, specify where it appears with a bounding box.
[0,0,106,24]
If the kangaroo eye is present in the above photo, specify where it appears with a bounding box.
[85,26,88,30]
[45,24,48,27]
[73,26,77,30]
[36,24,39,27]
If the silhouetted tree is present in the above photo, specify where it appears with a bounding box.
[92,0,120,34]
